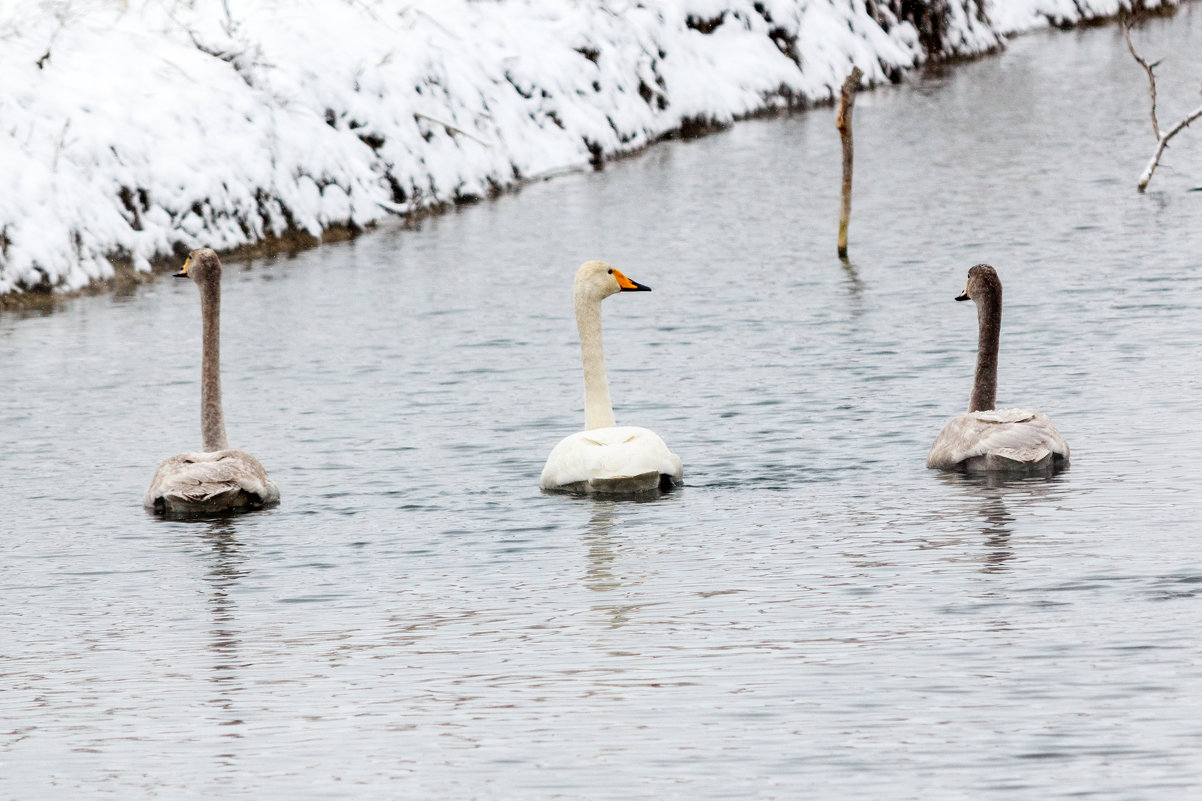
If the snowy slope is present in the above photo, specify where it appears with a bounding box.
[0,0,1175,296]
[989,0,1172,33]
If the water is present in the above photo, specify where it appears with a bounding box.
[3,12,1202,799]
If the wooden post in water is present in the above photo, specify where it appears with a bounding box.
[836,66,863,259]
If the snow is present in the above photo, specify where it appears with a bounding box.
[988,0,1170,34]
[0,0,1177,296]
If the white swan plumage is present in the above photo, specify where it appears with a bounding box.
[927,264,1069,473]
[540,261,683,495]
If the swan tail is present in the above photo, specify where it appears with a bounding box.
[963,446,1061,474]
[544,470,678,497]
[159,485,259,516]
[588,470,664,496]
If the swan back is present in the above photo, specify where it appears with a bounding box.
[145,449,280,516]
[927,409,1070,473]
[541,425,683,496]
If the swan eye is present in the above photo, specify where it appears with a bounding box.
[607,269,613,274]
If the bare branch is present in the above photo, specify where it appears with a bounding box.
[1164,103,1202,142]
[1125,17,1201,192]
[414,113,490,147]
[1120,16,1197,192]
[1123,20,1160,140]
[34,1,71,71]
[1138,102,1202,192]
[51,118,72,173]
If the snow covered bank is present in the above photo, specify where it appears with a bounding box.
[0,0,1177,297]
[991,0,1177,33]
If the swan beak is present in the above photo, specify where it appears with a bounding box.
[613,269,651,292]
[955,283,969,301]
[174,257,191,279]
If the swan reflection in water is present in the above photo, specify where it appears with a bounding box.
[579,497,666,629]
[581,501,634,630]
[935,470,1071,573]
[582,502,621,595]
[192,518,251,751]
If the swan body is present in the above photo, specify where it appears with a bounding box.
[541,425,683,495]
[145,248,279,516]
[145,449,280,515]
[541,261,682,496]
[928,264,1069,474]
[927,409,1069,473]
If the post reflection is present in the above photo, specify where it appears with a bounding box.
[839,256,863,297]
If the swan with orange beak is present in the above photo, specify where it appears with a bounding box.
[540,260,683,495]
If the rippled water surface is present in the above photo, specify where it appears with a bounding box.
[4,12,1202,799]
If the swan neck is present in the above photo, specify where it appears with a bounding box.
[199,273,229,452]
[575,292,616,430]
[970,289,1001,413]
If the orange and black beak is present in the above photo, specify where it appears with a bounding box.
[174,257,191,279]
[613,268,651,292]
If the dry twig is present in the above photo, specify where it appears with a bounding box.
[1123,20,1202,193]
[414,113,490,147]
[1123,22,1161,140]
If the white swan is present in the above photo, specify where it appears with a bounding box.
[145,249,280,516]
[540,261,683,495]
[927,264,1069,473]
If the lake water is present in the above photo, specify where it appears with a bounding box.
[3,10,1202,799]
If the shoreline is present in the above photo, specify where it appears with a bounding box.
[0,0,1181,311]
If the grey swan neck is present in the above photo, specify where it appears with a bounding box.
[575,291,616,430]
[970,288,1001,413]
[199,271,229,452]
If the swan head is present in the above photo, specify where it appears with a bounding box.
[574,260,651,302]
[956,263,1001,303]
[174,248,222,285]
